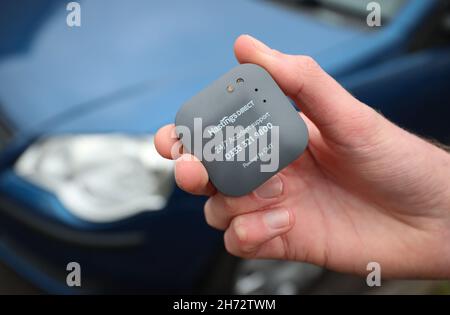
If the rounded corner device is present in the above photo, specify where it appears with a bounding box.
[175,63,309,197]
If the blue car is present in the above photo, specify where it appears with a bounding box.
[0,0,449,294]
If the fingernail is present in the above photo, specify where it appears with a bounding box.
[264,209,290,230]
[245,34,273,54]
[254,175,283,199]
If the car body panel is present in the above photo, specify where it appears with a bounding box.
[0,0,365,134]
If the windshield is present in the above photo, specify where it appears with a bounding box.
[274,0,409,25]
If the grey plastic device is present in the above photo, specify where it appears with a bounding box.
[175,63,308,197]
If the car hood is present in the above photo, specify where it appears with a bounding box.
[0,0,370,136]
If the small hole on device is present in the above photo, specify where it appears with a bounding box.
[254,88,258,92]
[263,99,267,103]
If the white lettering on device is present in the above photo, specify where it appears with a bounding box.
[206,100,255,137]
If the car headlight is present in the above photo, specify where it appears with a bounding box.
[14,134,174,223]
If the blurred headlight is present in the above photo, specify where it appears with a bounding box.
[14,134,174,223]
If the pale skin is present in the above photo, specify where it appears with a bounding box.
[155,35,450,279]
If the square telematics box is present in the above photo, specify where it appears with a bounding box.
[175,63,308,197]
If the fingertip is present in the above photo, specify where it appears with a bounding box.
[234,34,274,64]
[174,154,213,195]
[234,34,254,63]
[233,35,296,98]
[155,124,179,159]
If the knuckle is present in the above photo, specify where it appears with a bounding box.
[296,55,321,76]
[224,237,253,259]
[337,105,385,149]
[203,204,215,228]
[231,218,255,255]
[221,195,243,215]
[204,199,226,230]
[271,49,283,57]
[223,233,238,256]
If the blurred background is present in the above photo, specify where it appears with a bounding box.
[0,0,449,294]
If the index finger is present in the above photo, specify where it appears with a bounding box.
[154,124,180,160]
[155,124,215,196]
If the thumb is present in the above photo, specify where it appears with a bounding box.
[234,34,381,145]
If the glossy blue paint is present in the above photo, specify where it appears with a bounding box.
[0,0,365,134]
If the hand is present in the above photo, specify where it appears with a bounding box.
[155,35,450,278]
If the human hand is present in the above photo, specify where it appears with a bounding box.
[155,35,450,278]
